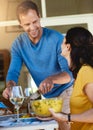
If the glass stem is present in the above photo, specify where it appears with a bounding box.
[16,106,20,122]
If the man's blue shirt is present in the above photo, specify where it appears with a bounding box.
[6,28,73,98]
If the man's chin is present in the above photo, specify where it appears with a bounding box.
[29,33,39,38]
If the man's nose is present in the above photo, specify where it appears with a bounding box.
[29,24,35,30]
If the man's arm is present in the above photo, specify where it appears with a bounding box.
[48,72,71,84]
[39,71,71,94]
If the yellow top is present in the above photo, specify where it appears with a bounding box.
[70,65,93,130]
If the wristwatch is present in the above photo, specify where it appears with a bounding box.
[68,113,73,124]
[68,113,71,122]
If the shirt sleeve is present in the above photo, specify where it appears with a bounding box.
[6,40,23,83]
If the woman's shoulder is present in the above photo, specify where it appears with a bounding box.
[79,65,93,77]
[80,65,93,71]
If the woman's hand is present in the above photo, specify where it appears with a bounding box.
[49,108,68,123]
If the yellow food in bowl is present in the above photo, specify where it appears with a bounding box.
[31,98,63,117]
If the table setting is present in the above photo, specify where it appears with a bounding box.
[0,86,60,130]
[0,114,42,127]
[0,113,58,130]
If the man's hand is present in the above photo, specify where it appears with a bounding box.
[6,80,16,88]
[39,78,54,94]
[2,87,11,99]
[2,80,16,99]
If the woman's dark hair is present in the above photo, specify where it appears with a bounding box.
[66,27,93,78]
[16,0,39,22]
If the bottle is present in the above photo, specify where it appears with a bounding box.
[30,90,41,100]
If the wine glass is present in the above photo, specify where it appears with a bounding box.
[24,87,32,97]
[9,86,24,122]
[24,87,32,113]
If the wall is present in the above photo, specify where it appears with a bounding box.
[0,0,93,50]
[0,0,23,50]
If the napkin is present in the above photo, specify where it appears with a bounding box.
[0,102,7,108]
[0,117,15,127]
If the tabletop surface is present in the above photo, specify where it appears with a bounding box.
[0,115,58,130]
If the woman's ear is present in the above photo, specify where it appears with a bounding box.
[67,44,71,51]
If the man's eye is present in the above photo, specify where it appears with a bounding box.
[26,24,30,26]
[33,20,37,24]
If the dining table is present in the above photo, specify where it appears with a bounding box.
[0,114,58,130]
[0,100,59,130]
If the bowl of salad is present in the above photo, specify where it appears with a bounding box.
[31,98,63,117]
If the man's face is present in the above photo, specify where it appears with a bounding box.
[19,9,42,41]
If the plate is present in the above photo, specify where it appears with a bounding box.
[20,117,40,122]
[0,114,16,121]
[36,116,53,121]
[0,113,26,121]
[0,115,41,127]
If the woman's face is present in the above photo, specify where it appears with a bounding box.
[61,38,71,58]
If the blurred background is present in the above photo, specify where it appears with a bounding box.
[0,0,93,98]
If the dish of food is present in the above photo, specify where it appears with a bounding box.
[0,113,36,122]
[20,113,36,119]
[0,102,12,116]
[0,108,12,116]
[31,98,63,117]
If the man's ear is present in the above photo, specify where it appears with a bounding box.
[19,23,22,28]
[19,23,22,27]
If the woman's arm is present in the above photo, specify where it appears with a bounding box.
[49,108,93,123]
[71,109,93,123]
[71,83,93,123]
[49,82,93,123]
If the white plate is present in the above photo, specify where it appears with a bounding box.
[0,113,24,121]
[36,116,53,121]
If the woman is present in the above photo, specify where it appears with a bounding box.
[49,27,93,130]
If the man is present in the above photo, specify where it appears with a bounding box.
[3,1,73,113]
